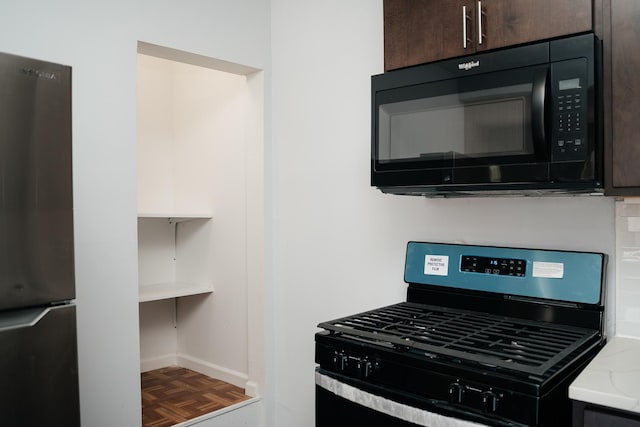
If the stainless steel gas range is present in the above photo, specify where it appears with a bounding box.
[315,242,606,426]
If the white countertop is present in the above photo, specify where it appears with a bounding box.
[570,336,640,413]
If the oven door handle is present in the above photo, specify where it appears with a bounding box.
[532,67,549,161]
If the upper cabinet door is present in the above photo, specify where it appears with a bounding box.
[385,0,472,71]
[478,0,592,52]
[384,0,593,71]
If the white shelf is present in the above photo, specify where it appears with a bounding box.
[139,282,214,303]
[137,216,213,302]
[137,212,213,222]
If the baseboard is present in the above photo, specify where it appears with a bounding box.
[177,353,248,390]
[244,380,260,397]
[140,354,178,372]
[141,352,256,393]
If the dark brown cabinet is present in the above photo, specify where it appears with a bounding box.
[384,0,593,71]
[384,0,467,70]
[479,1,592,52]
[604,0,640,195]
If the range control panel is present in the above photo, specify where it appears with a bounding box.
[461,255,526,277]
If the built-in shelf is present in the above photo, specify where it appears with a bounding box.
[137,215,213,303]
[137,212,213,222]
[139,282,214,303]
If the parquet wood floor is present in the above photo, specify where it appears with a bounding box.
[141,366,250,427]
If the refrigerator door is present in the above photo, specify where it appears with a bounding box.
[0,304,80,426]
[0,52,74,310]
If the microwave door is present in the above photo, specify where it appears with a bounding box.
[454,67,551,165]
[372,64,558,190]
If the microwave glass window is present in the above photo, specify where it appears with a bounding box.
[378,83,534,162]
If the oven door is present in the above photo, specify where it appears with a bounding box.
[316,371,489,427]
[372,64,551,189]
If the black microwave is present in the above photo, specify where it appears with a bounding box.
[371,33,603,196]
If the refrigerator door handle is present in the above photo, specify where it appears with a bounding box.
[0,306,57,332]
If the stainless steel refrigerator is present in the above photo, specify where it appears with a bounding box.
[0,52,80,426]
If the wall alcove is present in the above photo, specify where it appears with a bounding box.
[136,42,265,425]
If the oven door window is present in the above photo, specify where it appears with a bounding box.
[375,66,548,173]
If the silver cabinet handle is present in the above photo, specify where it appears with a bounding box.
[463,6,471,49]
[478,1,485,45]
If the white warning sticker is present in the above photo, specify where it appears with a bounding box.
[532,261,564,279]
[424,255,449,276]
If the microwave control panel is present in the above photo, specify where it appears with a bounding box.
[551,58,590,162]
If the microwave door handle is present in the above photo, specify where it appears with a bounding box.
[532,68,549,159]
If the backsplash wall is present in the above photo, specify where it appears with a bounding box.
[616,199,640,337]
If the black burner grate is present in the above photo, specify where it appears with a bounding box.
[318,302,600,377]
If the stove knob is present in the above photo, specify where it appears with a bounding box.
[352,358,370,378]
[482,391,499,413]
[361,360,376,378]
[332,351,348,372]
[448,383,464,404]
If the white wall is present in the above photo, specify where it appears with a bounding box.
[0,1,270,426]
[270,2,616,426]
[173,60,250,385]
[615,199,640,337]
